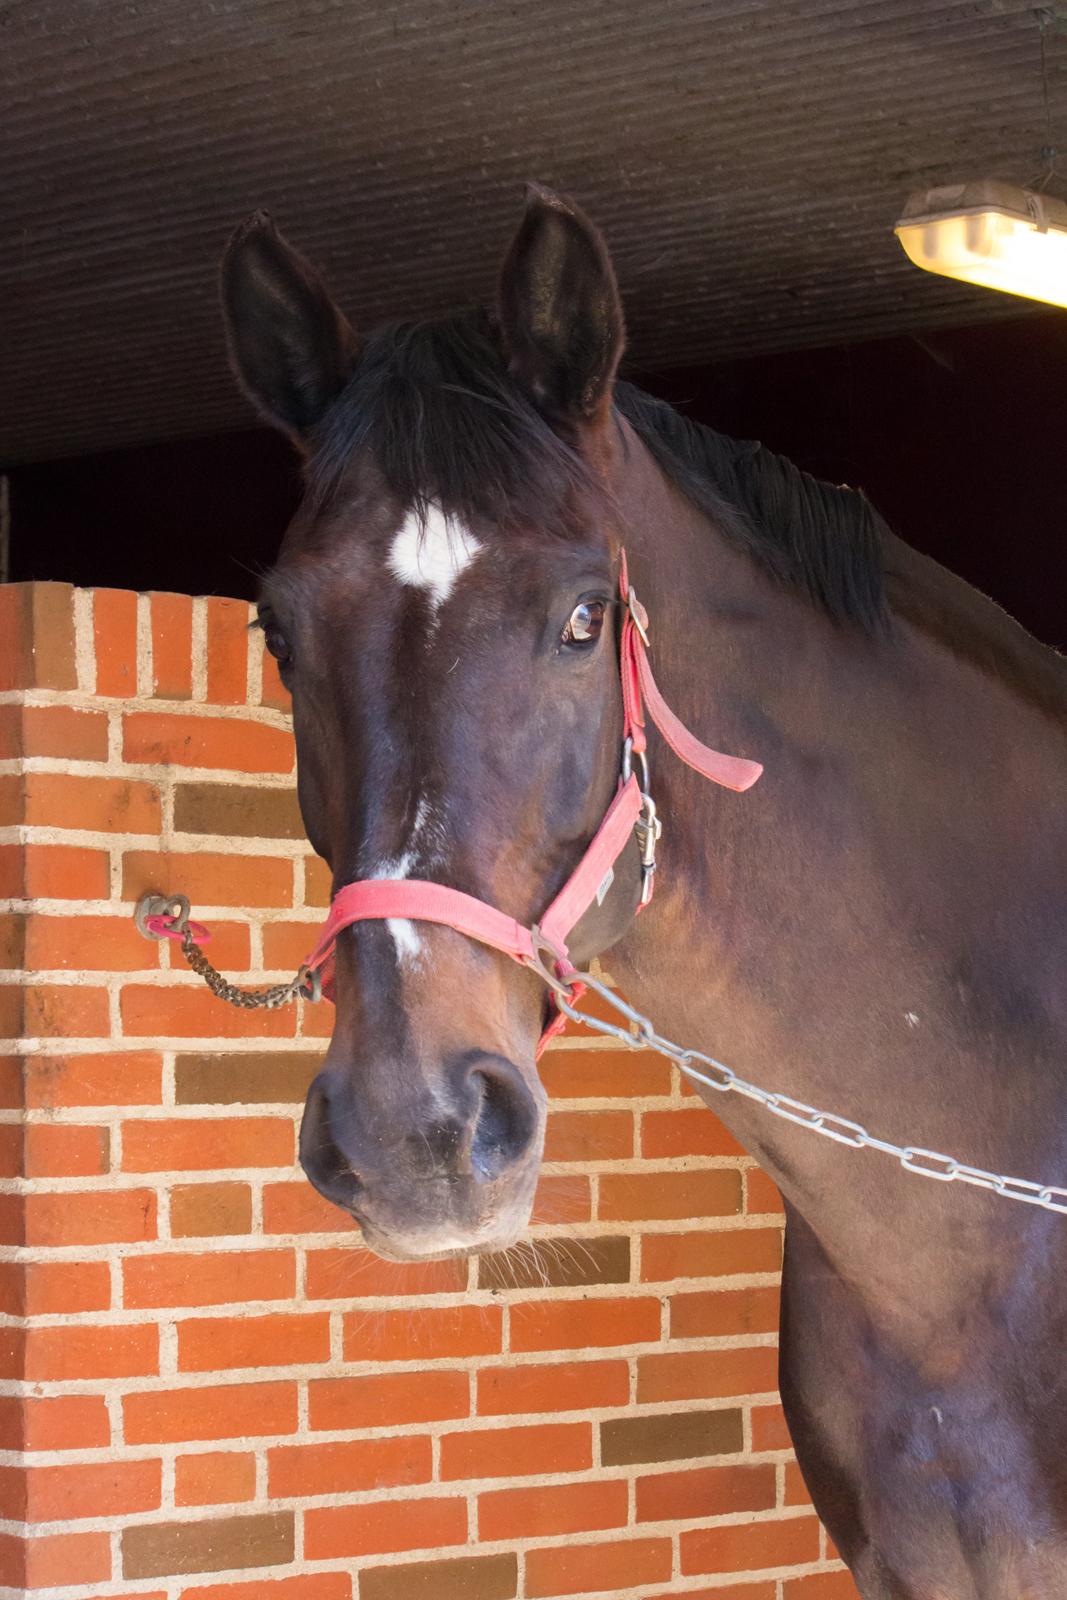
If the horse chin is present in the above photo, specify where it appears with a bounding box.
[354,1210,529,1265]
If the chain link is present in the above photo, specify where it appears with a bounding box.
[555,972,1067,1218]
[176,931,319,1009]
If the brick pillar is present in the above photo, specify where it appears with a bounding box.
[0,580,857,1599]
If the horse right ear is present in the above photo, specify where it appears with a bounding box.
[220,212,360,443]
[498,183,625,429]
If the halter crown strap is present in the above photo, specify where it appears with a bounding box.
[303,550,763,1048]
[618,551,763,793]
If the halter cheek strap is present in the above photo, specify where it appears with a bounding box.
[302,550,763,1052]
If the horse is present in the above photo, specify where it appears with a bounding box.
[220,184,1067,1598]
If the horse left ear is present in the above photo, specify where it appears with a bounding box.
[498,183,625,427]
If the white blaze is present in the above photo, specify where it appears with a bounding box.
[371,799,443,968]
[387,504,482,611]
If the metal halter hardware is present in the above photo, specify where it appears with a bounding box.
[621,735,662,906]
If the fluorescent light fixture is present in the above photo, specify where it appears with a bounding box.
[894,179,1067,310]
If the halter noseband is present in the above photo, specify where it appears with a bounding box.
[301,550,763,1053]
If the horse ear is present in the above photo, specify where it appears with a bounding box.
[498,183,625,426]
[220,211,359,442]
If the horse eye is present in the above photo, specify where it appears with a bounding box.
[562,600,606,647]
[264,628,292,665]
[258,613,292,666]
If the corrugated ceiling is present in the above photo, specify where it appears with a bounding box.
[2,0,1063,464]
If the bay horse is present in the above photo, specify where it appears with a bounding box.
[221,186,1067,1597]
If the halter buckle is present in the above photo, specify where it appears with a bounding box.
[627,587,651,647]
[622,738,662,906]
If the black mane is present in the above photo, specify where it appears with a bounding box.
[615,383,886,631]
[308,309,886,630]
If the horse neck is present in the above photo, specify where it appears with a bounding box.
[604,422,1067,1330]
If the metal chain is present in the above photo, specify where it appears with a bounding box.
[139,893,1067,1215]
[176,930,319,1010]
[553,970,1067,1217]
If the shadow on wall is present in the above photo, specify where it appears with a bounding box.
[7,311,1066,651]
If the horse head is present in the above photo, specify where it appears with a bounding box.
[221,187,645,1261]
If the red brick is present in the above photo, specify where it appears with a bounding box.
[125,1381,299,1444]
[23,771,161,833]
[784,1571,861,1598]
[637,1346,780,1403]
[20,703,109,759]
[599,1169,741,1221]
[636,1461,778,1523]
[641,1226,783,1281]
[670,1284,781,1339]
[641,1106,746,1156]
[122,1115,293,1172]
[0,1120,20,1175]
[509,1295,661,1352]
[644,1586,775,1600]
[304,1495,467,1560]
[440,1421,591,1481]
[477,1358,629,1416]
[262,1181,356,1235]
[151,591,194,699]
[0,1194,24,1246]
[0,584,77,692]
[268,1435,432,1497]
[681,1514,821,1575]
[26,912,160,972]
[258,647,292,711]
[24,1323,158,1381]
[206,597,252,704]
[341,1304,502,1362]
[22,983,110,1037]
[308,1370,470,1431]
[179,1312,331,1371]
[0,986,23,1040]
[175,1451,258,1507]
[0,1056,21,1111]
[25,1050,163,1108]
[0,705,17,760]
[25,1259,112,1316]
[479,1479,628,1541]
[530,1173,592,1224]
[26,1458,160,1521]
[747,1167,784,1214]
[184,1580,350,1600]
[121,984,296,1039]
[0,843,23,898]
[302,854,332,906]
[525,1536,672,1595]
[93,588,138,696]
[22,1530,111,1589]
[785,1459,814,1506]
[22,843,110,899]
[21,1394,110,1451]
[23,1122,109,1177]
[171,1182,253,1238]
[25,1187,156,1246]
[309,1248,468,1299]
[124,1248,294,1308]
[537,1046,673,1099]
[123,848,293,908]
[123,712,294,773]
[262,920,324,970]
[751,1402,793,1451]
[543,1109,634,1162]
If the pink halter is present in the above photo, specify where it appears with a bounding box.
[301,551,763,1052]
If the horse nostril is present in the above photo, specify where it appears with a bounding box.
[469,1063,540,1183]
[299,1072,362,1212]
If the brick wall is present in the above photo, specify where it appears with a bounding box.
[0,581,858,1599]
